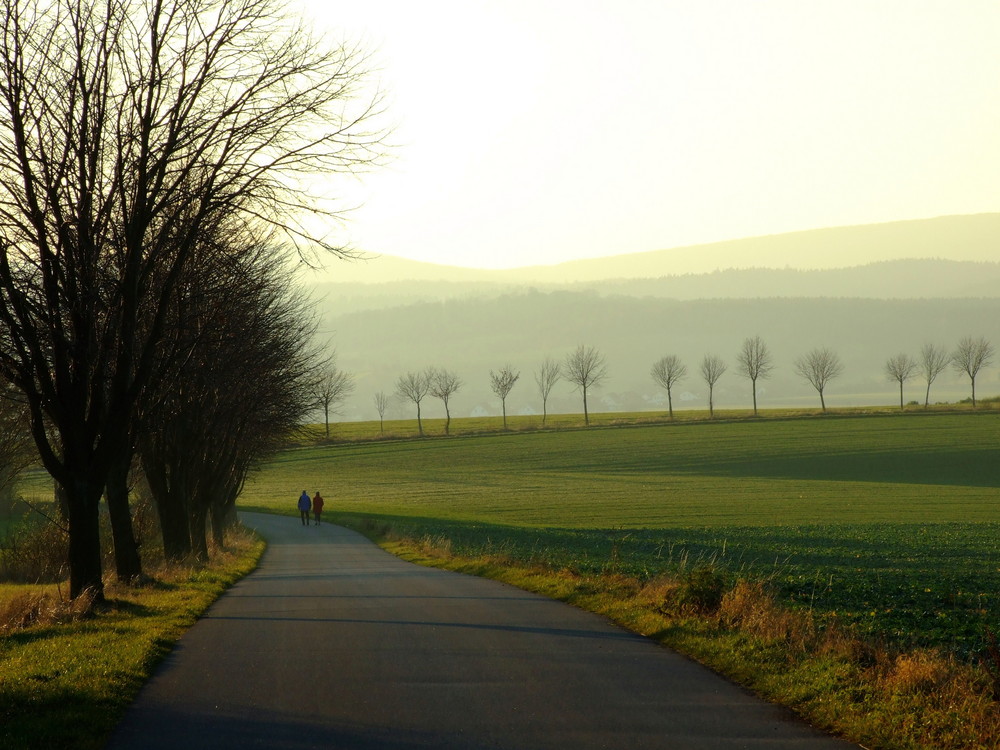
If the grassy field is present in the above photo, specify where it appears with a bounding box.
[242,411,999,657]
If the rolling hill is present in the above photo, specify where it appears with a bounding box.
[303,214,1000,422]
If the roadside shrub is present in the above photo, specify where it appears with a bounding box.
[0,517,67,583]
[673,565,725,613]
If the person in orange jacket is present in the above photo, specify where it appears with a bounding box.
[312,491,325,526]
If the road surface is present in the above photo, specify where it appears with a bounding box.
[106,512,860,749]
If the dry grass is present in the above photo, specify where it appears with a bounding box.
[883,649,954,694]
[719,579,818,650]
[0,585,94,634]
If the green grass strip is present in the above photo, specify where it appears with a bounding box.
[0,532,265,750]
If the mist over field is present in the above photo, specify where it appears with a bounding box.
[308,215,1000,422]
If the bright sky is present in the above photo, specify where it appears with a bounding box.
[295,0,1000,270]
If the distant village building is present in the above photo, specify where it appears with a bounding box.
[647,392,669,407]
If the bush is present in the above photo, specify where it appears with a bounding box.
[0,517,67,583]
[673,565,726,613]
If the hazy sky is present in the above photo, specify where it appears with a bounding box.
[296,1,1000,270]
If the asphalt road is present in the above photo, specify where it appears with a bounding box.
[105,512,860,750]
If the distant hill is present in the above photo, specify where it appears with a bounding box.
[304,214,1000,422]
[594,259,1000,300]
[308,259,1000,317]
[312,213,1000,285]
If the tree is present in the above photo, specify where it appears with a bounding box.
[534,357,562,426]
[429,369,462,435]
[141,228,320,561]
[794,348,843,412]
[952,336,995,407]
[699,355,727,418]
[563,345,608,426]
[489,365,520,430]
[313,360,355,438]
[650,355,687,420]
[374,392,389,435]
[396,371,431,436]
[735,336,773,416]
[0,0,384,600]
[884,353,916,410]
[919,343,950,408]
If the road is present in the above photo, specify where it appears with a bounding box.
[105,512,860,749]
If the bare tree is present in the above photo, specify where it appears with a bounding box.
[884,353,916,410]
[650,355,687,420]
[141,226,321,562]
[429,369,462,435]
[534,357,562,426]
[396,371,431,436]
[489,365,520,430]
[313,360,355,438]
[0,0,384,600]
[735,336,773,416]
[952,336,995,407]
[563,345,608,426]
[374,392,389,435]
[699,355,727,418]
[794,348,844,412]
[920,343,950,408]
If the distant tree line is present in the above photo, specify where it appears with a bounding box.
[382,334,995,430]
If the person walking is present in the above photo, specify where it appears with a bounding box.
[298,490,311,525]
[312,491,325,526]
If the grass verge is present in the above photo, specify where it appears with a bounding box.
[345,518,1000,750]
[0,526,265,750]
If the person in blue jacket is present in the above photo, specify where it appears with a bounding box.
[298,490,312,525]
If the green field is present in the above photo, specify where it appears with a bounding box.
[246,412,999,657]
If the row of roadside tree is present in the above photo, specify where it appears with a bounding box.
[0,0,384,601]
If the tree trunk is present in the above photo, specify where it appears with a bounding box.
[106,455,143,583]
[65,478,105,602]
[210,501,227,548]
[502,400,507,430]
[752,379,758,416]
[210,482,241,549]
[189,502,210,563]
[54,479,69,521]
[899,381,905,410]
[820,390,827,411]
[667,389,673,420]
[583,387,589,425]
[143,456,191,561]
